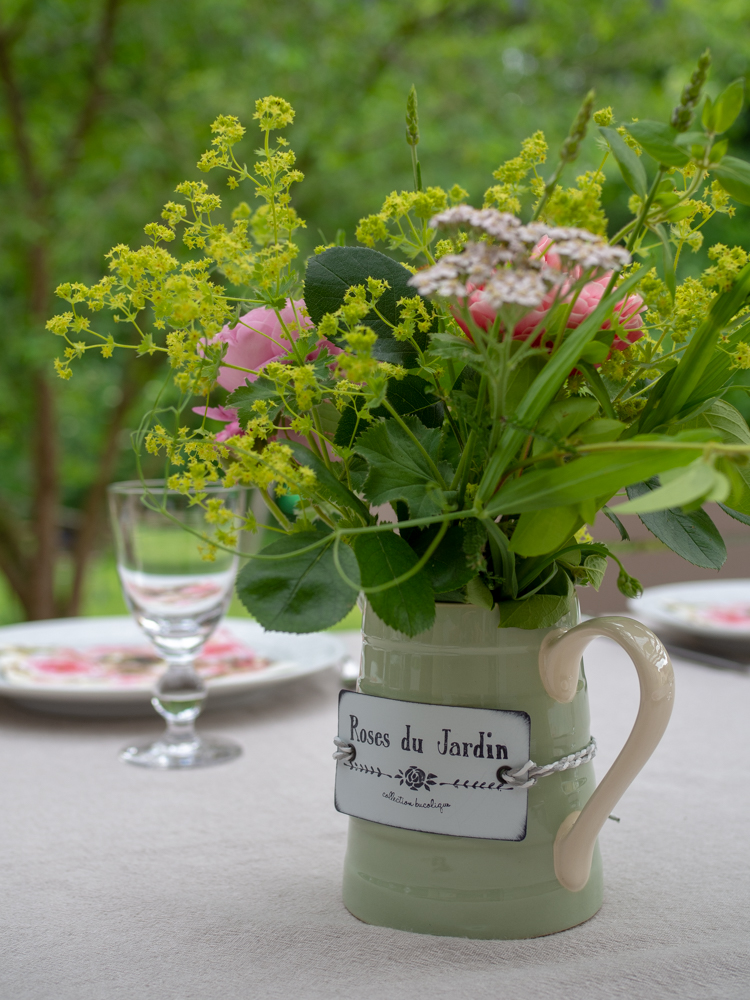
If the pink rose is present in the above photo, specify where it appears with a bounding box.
[214,299,314,393]
[457,238,645,355]
[192,404,242,442]
[193,299,341,447]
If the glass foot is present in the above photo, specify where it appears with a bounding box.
[119,733,242,769]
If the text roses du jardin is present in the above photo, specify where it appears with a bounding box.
[348,715,509,760]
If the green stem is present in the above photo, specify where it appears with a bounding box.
[576,360,617,419]
[456,431,476,507]
[303,429,326,462]
[611,343,686,404]
[411,145,422,192]
[312,504,336,529]
[627,167,666,253]
[332,518,448,595]
[450,428,474,490]
[433,375,465,450]
[609,218,637,247]
[260,488,292,531]
[482,516,517,599]
[310,408,335,473]
[532,159,566,221]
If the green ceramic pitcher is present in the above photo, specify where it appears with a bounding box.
[341,600,674,939]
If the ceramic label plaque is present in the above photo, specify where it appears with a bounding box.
[334,691,531,841]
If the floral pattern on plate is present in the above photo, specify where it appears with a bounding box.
[663,600,750,631]
[0,627,271,689]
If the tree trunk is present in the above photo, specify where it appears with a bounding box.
[28,235,59,620]
[63,353,163,617]
[0,0,124,620]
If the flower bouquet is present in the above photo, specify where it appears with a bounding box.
[51,53,750,638]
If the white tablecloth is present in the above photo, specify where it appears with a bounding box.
[1,629,748,1000]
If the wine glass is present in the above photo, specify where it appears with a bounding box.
[108,480,246,769]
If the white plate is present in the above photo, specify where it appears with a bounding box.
[627,579,750,640]
[0,616,346,716]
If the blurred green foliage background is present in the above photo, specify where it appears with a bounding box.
[2,0,750,623]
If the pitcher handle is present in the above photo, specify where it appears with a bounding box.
[539,616,675,892]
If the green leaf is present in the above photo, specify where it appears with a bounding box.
[600,126,648,196]
[355,416,452,516]
[582,554,607,591]
[354,532,435,636]
[576,418,626,444]
[613,460,722,514]
[462,517,488,559]
[227,375,281,422]
[504,353,547,415]
[485,518,518,599]
[717,458,750,515]
[709,138,729,164]
[632,367,675,435]
[348,455,369,492]
[478,268,644,501]
[654,224,676,300]
[509,505,582,556]
[429,331,480,364]
[676,399,750,511]
[532,397,599,455]
[714,156,750,206]
[702,95,716,132]
[285,441,371,519]
[383,373,443,427]
[496,569,575,629]
[625,479,726,570]
[664,204,697,222]
[713,79,745,134]
[334,374,443,448]
[466,575,494,610]
[486,445,701,517]
[673,130,707,150]
[515,540,609,593]
[303,246,432,366]
[313,401,341,439]
[576,360,617,419]
[641,263,750,430]
[719,503,750,526]
[410,523,478,594]
[333,400,368,448]
[579,341,609,364]
[496,594,569,629]
[683,321,750,407]
[602,505,630,540]
[236,531,359,632]
[439,421,462,470]
[697,398,750,443]
[624,120,690,167]
[653,188,680,209]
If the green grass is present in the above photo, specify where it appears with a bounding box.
[0,553,362,633]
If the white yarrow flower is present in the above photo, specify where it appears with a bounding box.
[411,207,632,305]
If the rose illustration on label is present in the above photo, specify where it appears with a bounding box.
[397,766,438,791]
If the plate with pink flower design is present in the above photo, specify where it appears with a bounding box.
[0,616,345,716]
[628,580,750,664]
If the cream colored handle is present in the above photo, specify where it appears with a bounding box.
[539,616,675,892]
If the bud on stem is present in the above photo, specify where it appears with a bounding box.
[560,89,595,163]
[671,49,712,132]
[532,89,595,221]
[405,84,419,147]
[405,84,422,191]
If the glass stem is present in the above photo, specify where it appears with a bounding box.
[152,656,207,748]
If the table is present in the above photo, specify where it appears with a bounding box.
[1,629,748,1000]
